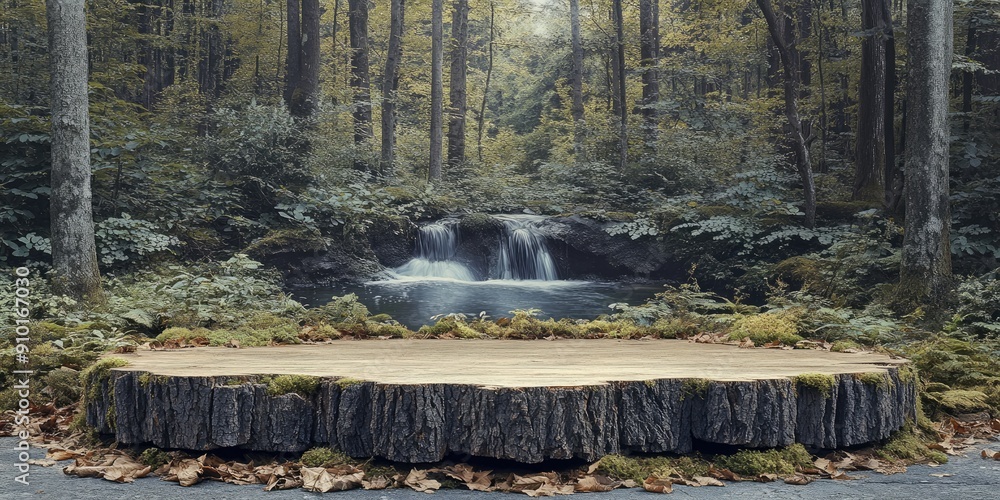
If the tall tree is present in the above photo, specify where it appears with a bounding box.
[853,0,894,204]
[349,0,372,151]
[284,0,321,117]
[900,0,953,304]
[638,0,659,141]
[757,0,817,228]
[381,0,406,175]
[569,0,585,159]
[299,0,320,116]
[611,0,627,171]
[46,0,103,302]
[476,1,495,162]
[429,0,444,180]
[447,0,469,167]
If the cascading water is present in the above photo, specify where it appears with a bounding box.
[394,215,558,281]
[496,216,558,281]
[394,221,476,281]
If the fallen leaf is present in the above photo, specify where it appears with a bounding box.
[929,473,953,478]
[362,475,391,490]
[586,459,602,475]
[991,419,1000,433]
[169,458,204,487]
[814,458,836,475]
[830,472,857,480]
[575,475,620,492]
[982,449,1000,460]
[739,337,755,349]
[707,466,738,481]
[405,469,441,493]
[783,474,812,485]
[691,476,725,487]
[642,476,673,494]
[756,473,778,483]
[48,449,80,461]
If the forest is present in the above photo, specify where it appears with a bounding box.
[2,0,1000,494]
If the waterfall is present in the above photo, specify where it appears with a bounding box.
[394,221,476,281]
[393,215,558,282]
[496,216,558,281]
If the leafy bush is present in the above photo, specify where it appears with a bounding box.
[727,312,803,345]
[95,214,179,266]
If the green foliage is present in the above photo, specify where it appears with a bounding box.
[95,214,179,266]
[41,368,82,406]
[205,101,309,187]
[951,273,1000,338]
[727,312,803,345]
[301,294,371,326]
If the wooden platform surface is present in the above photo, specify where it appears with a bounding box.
[116,339,905,387]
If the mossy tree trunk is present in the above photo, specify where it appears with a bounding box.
[429,0,444,180]
[900,0,953,305]
[47,0,104,304]
[446,0,469,168]
[380,0,405,176]
[89,369,916,463]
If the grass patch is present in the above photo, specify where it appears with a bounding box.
[596,454,710,482]
[923,389,992,414]
[715,444,813,476]
[793,373,837,396]
[875,426,947,464]
[266,375,320,397]
[300,447,352,467]
[334,377,366,389]
[727,313,803,345]
[681,378,712,400]
[856,372,893,388]
[830,340,863,352]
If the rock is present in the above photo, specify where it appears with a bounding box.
[539,215,673,277]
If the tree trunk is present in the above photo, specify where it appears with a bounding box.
[883,15,897,200]
[380,0,405,175]
[46,0,104,303]
[758,0,816,228]
[569,0,586,159]
[87,343,916,461]
[284,0,301,106]
[447,0,469,167]
[476,1,495,163]
[853,0,892,203]
[900,0,953,304]
[349,0,371,152]
[611,0,627,172]
[639,0,659,145]
[429,0,444,180]
[298,0,320,117]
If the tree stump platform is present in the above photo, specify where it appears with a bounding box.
[86,340,916,463]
